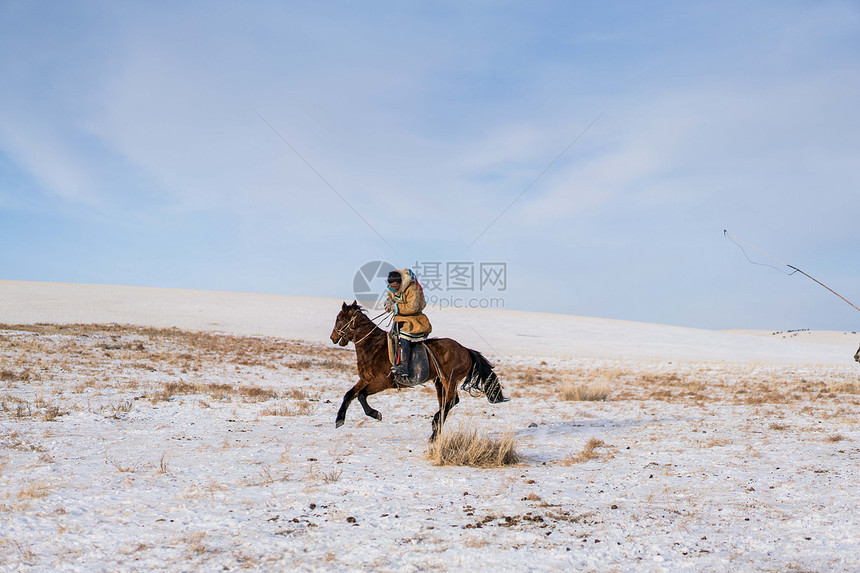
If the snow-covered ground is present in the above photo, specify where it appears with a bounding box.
[1,280,859,572]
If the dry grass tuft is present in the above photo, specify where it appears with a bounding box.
[744,391,790,405]
[560,381,610,401]
[305,464,343,485]
[183,532,207,555]
[829,381,860,394]
[825,434,847,443]
[322,468,343,484]
[639,372,682,384]
[149,381,279,403]
[1,368,35,382]
[18,479,54,500]
[41,406,66,422]
[315,358,354,373]
[521,367,546,386]
[562,438,606,464]
[261,401,312,416]
[703,437,730,448]
[238,386,280,402]
[157,452,169,474]
[428,421,519,468]
[283,388,311,400]
[105,453,140,473]
[288,358,314,370]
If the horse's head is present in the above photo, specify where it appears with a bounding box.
[331,301,362,347]
[855,342,860,364]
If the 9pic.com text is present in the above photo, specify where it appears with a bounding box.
[426,295,505,310]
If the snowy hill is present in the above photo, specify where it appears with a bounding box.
[1,280,856,364]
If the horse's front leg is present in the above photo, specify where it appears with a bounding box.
[336,383,363,428]
[357,388,382,421]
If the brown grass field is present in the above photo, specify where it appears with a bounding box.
[1,323,859,571]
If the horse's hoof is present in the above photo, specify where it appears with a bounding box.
[373,412,382,421]
[335,419,344,428]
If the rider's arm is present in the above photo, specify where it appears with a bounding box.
[395,286,422,316]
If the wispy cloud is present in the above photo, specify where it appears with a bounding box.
[0,1,859,329]
[0,116,99,205]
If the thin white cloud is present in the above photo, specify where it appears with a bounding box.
[0,116,99,205]
[513,72,860,233]
[0,1,858,329]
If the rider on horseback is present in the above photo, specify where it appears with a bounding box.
[384,269,432,383]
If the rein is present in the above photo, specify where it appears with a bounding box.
[338,309,391,346]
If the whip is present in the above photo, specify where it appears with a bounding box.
[724,230,860,314]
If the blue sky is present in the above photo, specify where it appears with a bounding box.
[1,1,859,330]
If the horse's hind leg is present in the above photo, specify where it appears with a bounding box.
[357,389,382,421]
[430,378,459,442]
[335,384,362,428]
[430,397,459,442]
[430,378,444,441]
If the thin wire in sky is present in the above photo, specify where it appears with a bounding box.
[724,230,795,276]
[465,111,605,251]
[468,323,501,357]
[256,111,397,253]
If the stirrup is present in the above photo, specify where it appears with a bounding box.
[391,367,408,378]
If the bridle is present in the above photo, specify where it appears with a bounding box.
[335,309,390,346]
[334,314,358,341]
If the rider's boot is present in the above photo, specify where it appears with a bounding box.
[392,338,412,383]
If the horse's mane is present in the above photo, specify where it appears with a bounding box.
[347,301,370,317]
[348,302,383,332]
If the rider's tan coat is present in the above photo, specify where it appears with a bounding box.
[387,268,432,338]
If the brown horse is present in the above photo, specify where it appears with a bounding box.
[330,301,507,441]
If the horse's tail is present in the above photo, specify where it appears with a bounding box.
[463,349,508,404]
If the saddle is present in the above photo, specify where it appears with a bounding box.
[387,331,435,387]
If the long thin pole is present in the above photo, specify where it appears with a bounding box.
[725,230,860,314]
[785,265,860,314]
